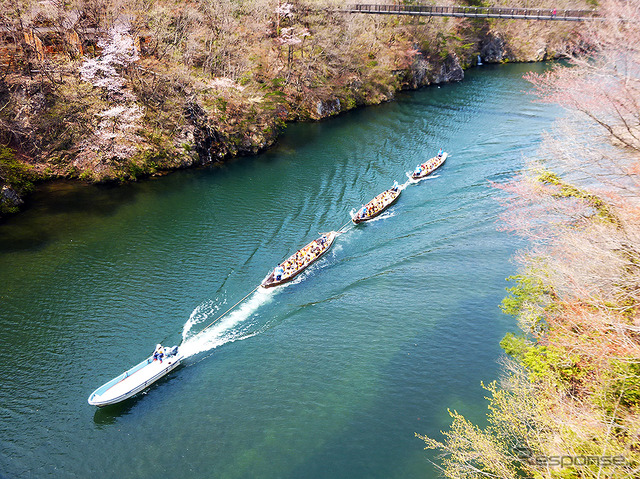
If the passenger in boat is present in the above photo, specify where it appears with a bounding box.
[275,265,284,281]
[153,344,164,363]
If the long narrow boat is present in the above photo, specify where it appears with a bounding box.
[411,152,448,180]
[352,185,401,224]
[88,345,183,407]
[261,231,338,288]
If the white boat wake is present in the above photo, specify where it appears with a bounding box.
[181,298,222,339]
[405,171,440,183]
[179,287,277,358]
[368,210,396,222]
[397,179,412,190]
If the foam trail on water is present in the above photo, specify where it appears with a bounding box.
[398,179,412,191]
[182,298,223,340]
[405,171,440,184]
[180,287,276,358]
[368,210,396,222]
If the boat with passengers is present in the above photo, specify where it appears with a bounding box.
[88,344,183,407]
[261,231,338,288]
[411,150,448,180]
[352,182,401,224]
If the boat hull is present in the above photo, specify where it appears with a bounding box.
[88,349,184,407]
[411,152,447,180]
[261,232,338,288]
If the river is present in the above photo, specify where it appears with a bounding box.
[0,63,558,478]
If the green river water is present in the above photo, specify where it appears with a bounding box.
[0,63,558,478]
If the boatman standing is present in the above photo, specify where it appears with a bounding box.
[438,148,443,157]
[392,180,399,192]
[153,344,164,363]
[275,265,285,281]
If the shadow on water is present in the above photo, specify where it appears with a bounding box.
[93,400,137,426]
[0,180,141,253]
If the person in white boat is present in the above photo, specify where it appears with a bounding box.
[391,180,399,192]
[275,265,285,281]
[414,165,422,176]
[438,148,443,157]
[153,344,164,363]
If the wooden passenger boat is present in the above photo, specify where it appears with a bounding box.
[352,186,401,224]
[261,231,338,288]
[411,152,448,180]
[88,345,183,407]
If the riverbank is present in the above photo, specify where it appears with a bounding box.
[0,0,587,218]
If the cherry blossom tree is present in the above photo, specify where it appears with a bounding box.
[76,19,144,175]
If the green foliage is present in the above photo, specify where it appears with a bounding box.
[264,89,287,108]
[78,169,95,182]
[270,77,286,89]
[501,334,585,385]
[608,361,640,408]
[522,344,585,384]
[127,148,178,180]
[499,333,530,361]
[500,274,546,317]
[0,202,19,215]
[41,167,55,179]
[214,97,228,113]
[0,146,36,216]
[238,74,252,86]
[537,170,619,225]
[0,146,35,193]
[342,94,357,110]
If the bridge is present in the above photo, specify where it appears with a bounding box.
[345,4,598,22]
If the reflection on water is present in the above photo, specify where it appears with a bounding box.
[0,180,141,252]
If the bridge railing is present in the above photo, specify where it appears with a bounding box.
[345,4,597,20]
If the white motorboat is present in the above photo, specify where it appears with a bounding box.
[88,345,183,407]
